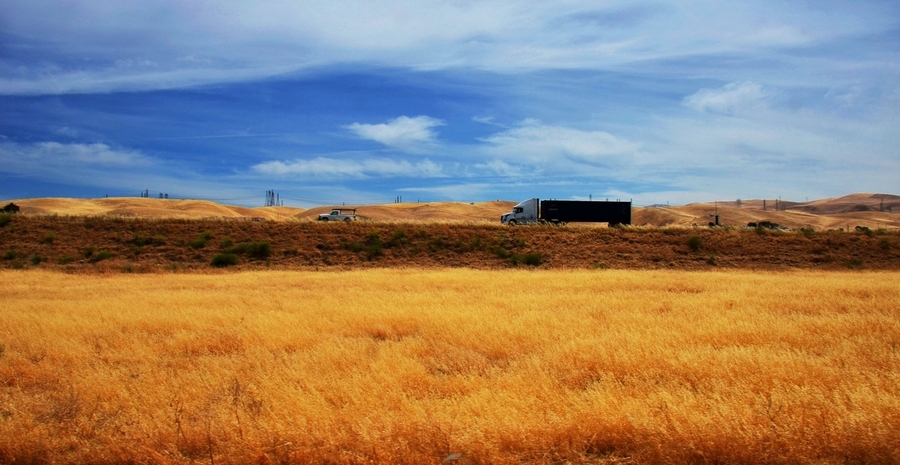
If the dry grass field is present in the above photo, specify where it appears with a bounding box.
[1,269,898,464]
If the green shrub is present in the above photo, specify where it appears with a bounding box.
[385,229,408,248]
[89,250,113,263]
[246,242,272,259]
[225,241,272,259]
[364,232,383,259]
[57,256,75,265]
[211,253,239,267]
[30,254,45,265]
[428,237,448,252]
[191,231,214,249]
[83,246,96,258]
[800,228,815,238]
[3,250,16,260]
[132,234,165,246]
[220,237,234,249]
[687,236,702,252]
[341,241,364,253]
[521,252,543,267]
[40,232,56,244]
[0,214,11,227]
[880,238,891,251]
[490,246,512,259]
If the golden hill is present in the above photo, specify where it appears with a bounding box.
[2,197,304,221]
[2,193,898,229]
[294,201,515,223]
[666,193,900,230]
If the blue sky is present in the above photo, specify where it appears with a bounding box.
[1,1,898,207]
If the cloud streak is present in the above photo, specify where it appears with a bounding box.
[0,141,151,171]
[346,116,444,152]
[2,1,897,95]
[252,156,444,179]
[683,82,767,115]
[481,121,642,166]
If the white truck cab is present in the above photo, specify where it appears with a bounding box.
[500,198,539,225]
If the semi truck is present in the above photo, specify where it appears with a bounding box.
[501,198,631,226]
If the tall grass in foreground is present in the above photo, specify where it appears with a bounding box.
[0,270,898,464]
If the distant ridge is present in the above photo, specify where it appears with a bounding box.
[2,193,898,229]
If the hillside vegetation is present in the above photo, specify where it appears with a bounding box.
[1,214,899,272]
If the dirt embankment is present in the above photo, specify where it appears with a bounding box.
[2,216,899,272]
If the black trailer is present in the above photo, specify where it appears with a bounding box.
[540,199,632,225]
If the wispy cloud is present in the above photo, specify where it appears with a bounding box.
[683,81,767,115]
[252,156,444,179]
[0,140,151,170]
[0,139,164,192]
[481,120,641,165]
[2,1,896,95]
[346,116,444,152]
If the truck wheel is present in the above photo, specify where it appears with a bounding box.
[507,220,517,226]
[344,217,351,222]
[320,217,328,222]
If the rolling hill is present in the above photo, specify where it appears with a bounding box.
[2,193,898,229]
[2,197,305,221]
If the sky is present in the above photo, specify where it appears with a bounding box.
[1,1,898,207]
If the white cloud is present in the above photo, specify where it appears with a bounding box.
[683,82,767,115]
[481,121,641,165]
[0,139,176,193]
[472,160,520,177]
[0,141,151,170]
[252,156,444,179]
[346,116,444,152]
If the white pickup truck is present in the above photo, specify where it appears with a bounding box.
[317,208,357,222]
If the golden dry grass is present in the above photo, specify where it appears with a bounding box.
[1,269,899,464]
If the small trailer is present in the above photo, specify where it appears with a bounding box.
[501,198,631,226]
